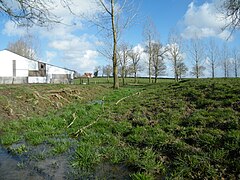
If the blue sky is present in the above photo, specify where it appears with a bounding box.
[0,0,239,77]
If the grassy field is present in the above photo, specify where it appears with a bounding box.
[74,76,175,85]
[0,78,239,179]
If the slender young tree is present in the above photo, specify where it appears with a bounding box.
[176,62,188,80]
[221,43,231,77]
[143,17,158,83]
[151,42,167,83]
[102,64,113,82]
[232,48,240,78]
[128,47,142,83]
[207,39,219,78]
[117,42,130,85]
[93,0,137,89]
[167,31,185,81]
[188,37,206,78]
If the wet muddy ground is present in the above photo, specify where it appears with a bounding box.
[0,142,132,180]
[0,144,71,180]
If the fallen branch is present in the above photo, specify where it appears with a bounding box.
[67,112,77,128]
[50,93,70,103]
[5,101,14,116]
[74,115,101,137]
[48,89,83,100]
[33,91,52,104]
[102,96,105,112]
[115,92,141,105]
[55,102,63,108]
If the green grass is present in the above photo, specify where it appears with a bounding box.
[74,77,175,85]
[0,78,239,179]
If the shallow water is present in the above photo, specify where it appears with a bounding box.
[0,144,71,180]
[0,141,132,180]
[0,147,43,179]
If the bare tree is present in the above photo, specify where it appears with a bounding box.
[221,43,231,77]
[117,42,130,85]
[91,0,137,89]
[221,0,240,34]
[207,39,219,78]
[167,31,185,81]
[151,42,167,83]
[7,35,40,59]
[188,37,206,78]
[232,48,240,77]
[128,47,142,83]
[143,17,158,83]
[102,64,113,82]
[0,0,68,26]
[177,62,188,79]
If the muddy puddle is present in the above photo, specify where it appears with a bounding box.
[0,144,71,180]
[0,141,132,180]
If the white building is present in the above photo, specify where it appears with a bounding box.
[0,50,75,84]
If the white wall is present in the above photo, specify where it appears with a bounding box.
[0,55,12,76]
[0,50,29,77]
[47,64,73,75]
[28,77,47,83]
[47,64,74,80]
[0,50,75,84]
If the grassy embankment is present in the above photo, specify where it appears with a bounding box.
[0,78,239,179]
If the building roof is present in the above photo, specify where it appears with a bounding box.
[0,49,75,73]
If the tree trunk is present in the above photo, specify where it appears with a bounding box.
[134,72,137,83]
[174,56,178,81]
[121,66,125,85]
[212,62,215,78]
[111,0,119,89]
[234,60,238,78]
[148,39,152,83]
[196,56,199,79]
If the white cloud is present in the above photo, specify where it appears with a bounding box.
[181,1,231,40]
[2,0,104,73]
[61,50,99,73]
[46,32,101,73]
[132,44,144,53]
[45,51,57,63]
[2,21,27,36]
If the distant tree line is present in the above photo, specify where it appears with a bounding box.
[97,32,239,82]
[1,0,239,88]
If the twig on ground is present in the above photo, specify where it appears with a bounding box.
[33,91,52,104]
[48,89,83,99]
[5,101,14,116]
[74,115,101,137]
[102,96,105,112]
[67,112,77,128]
[115,92,141,105]
[50,93,70,103]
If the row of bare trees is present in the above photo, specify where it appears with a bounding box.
[1,0,239,88]
[100,44,143,84]
[188,37,240,79]
[99,32,239,82]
